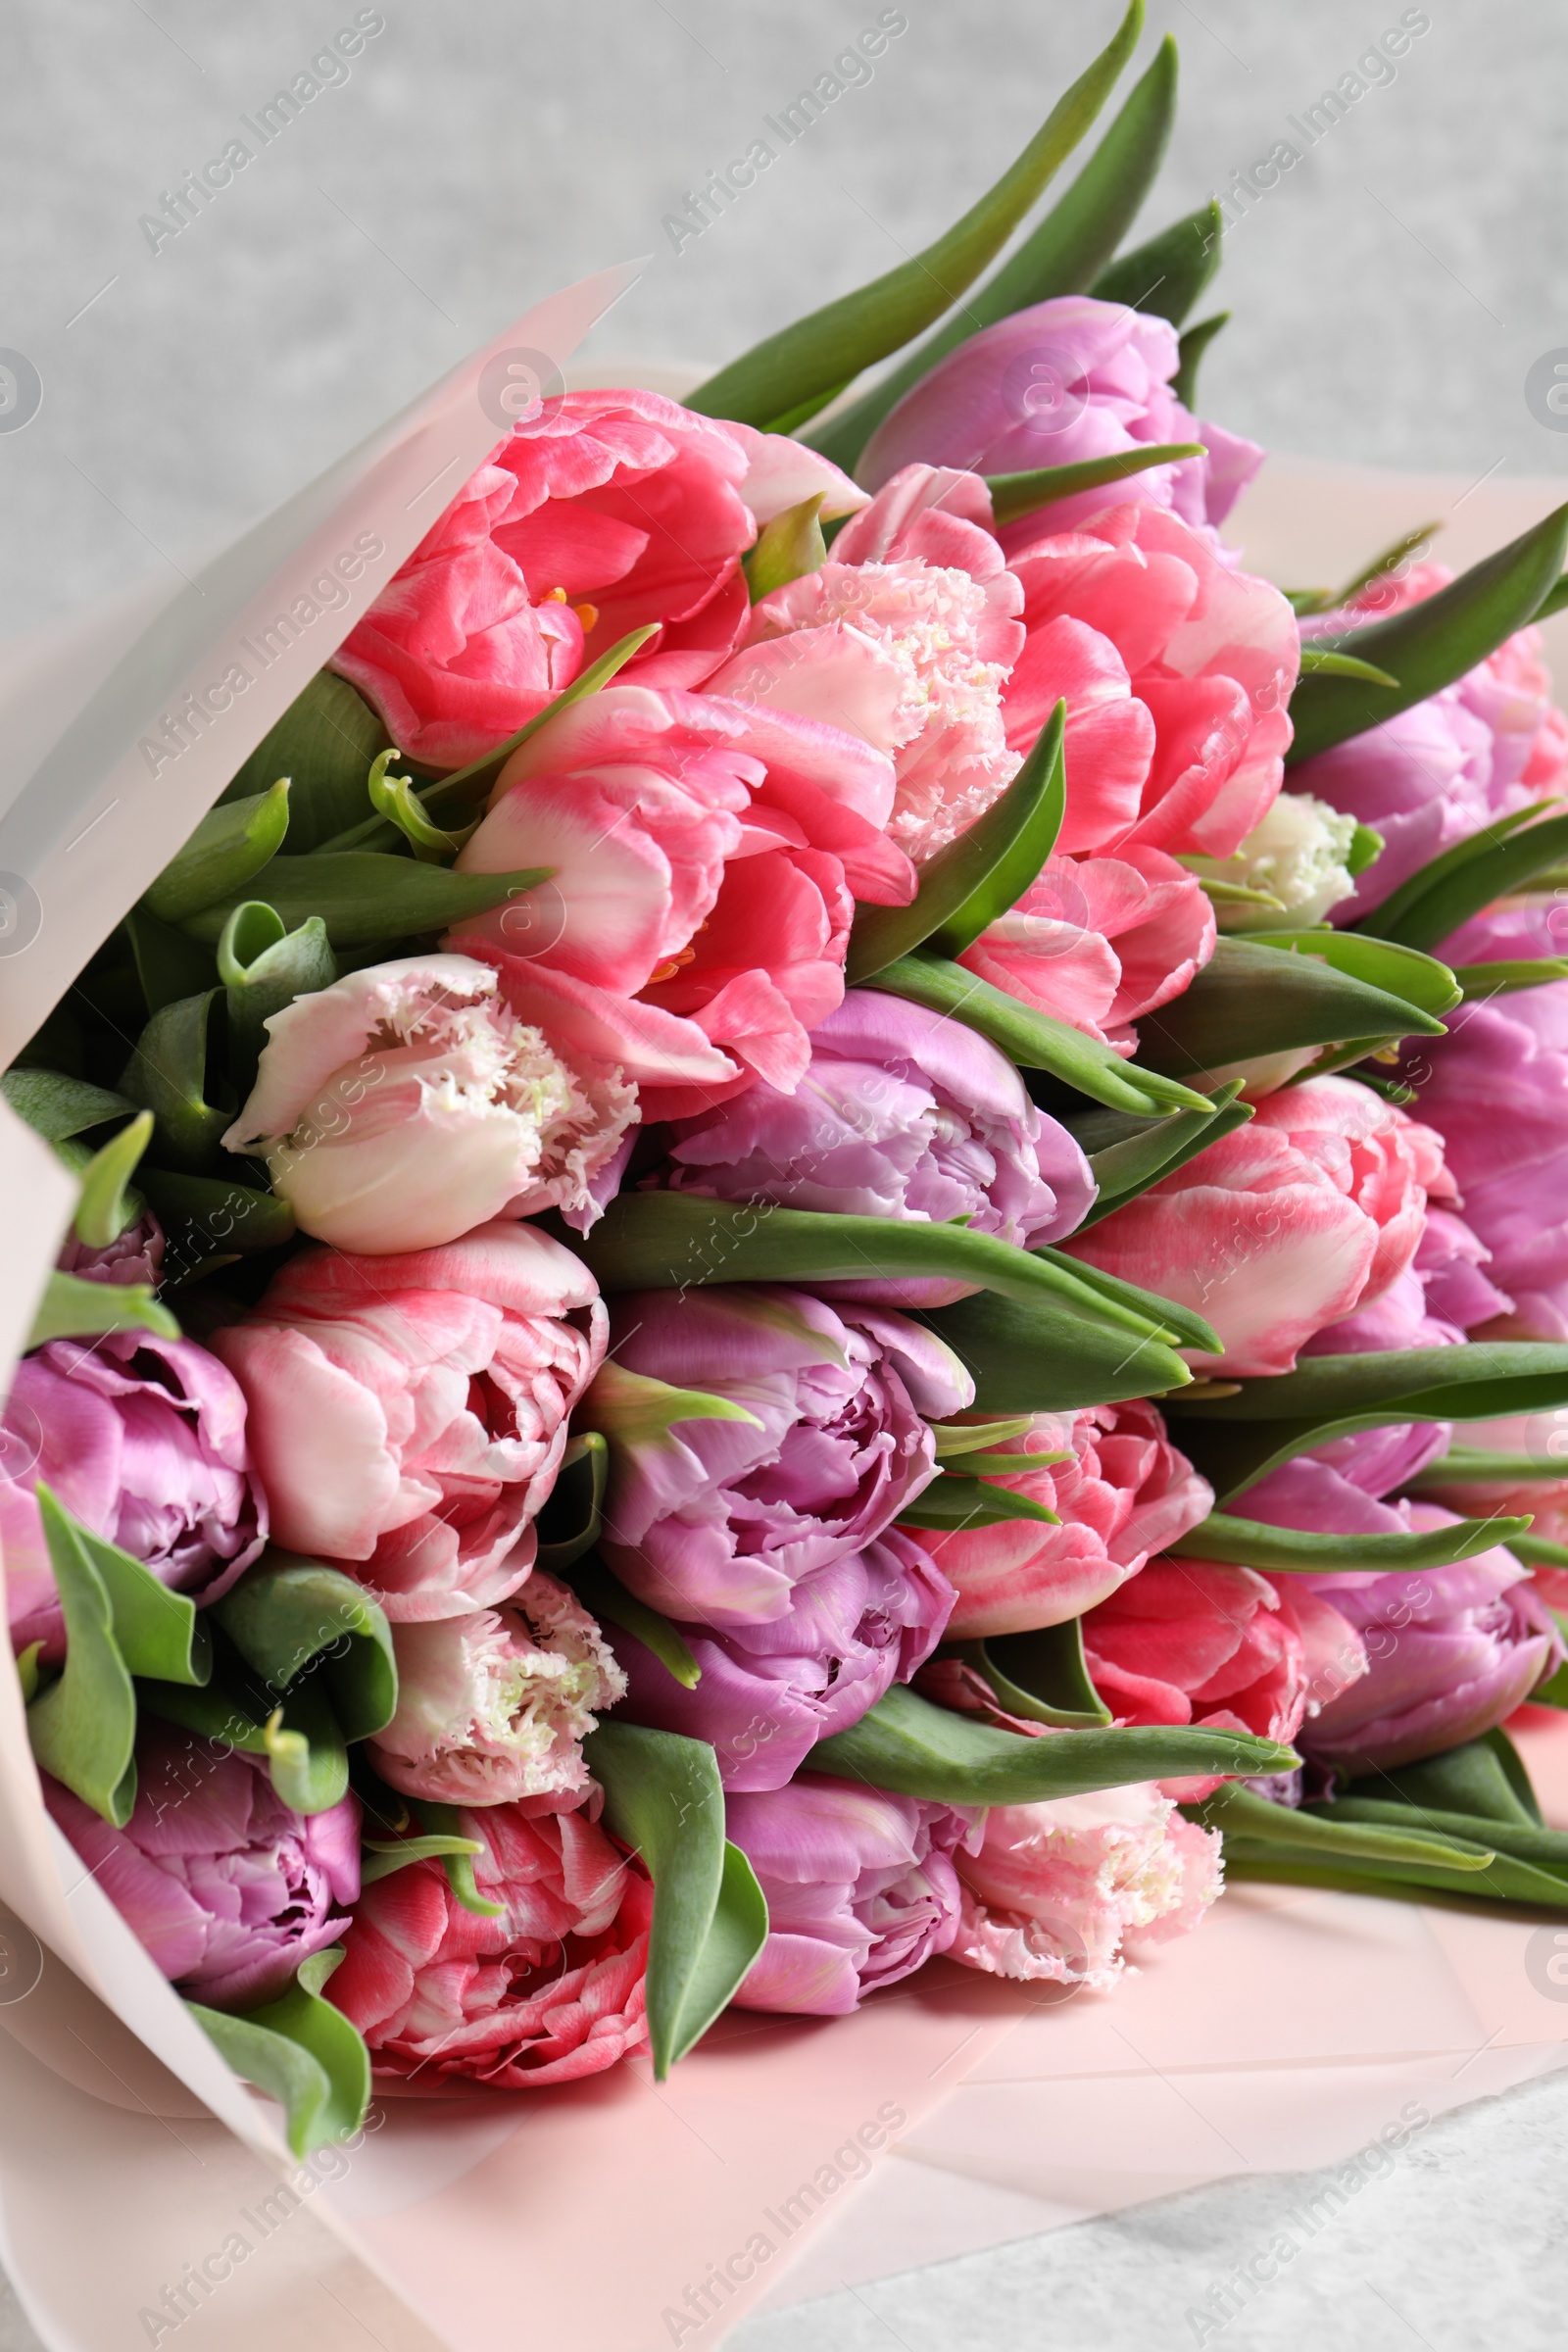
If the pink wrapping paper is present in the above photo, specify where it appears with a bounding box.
[2,336,1568,2350]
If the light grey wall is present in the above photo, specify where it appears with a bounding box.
[1,0,1565,636]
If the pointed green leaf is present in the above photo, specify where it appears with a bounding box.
[74,1517,210,1686]
[26,1271,178,1349]
[586,1720,767,2076]
[928,1415,1044,1460]
[848,707,1066,978]
[920,1290,1190,1412]
[1166,1343,1568,1502]
[1293,648,1400,687]
[1134,937,1446,1084]
[1172,310,1228,408]
[1245,931,1462,1014]
[985,443,1204,531]
[125,906,220,1015]
[1310,1797,1568,1879]
[142,780,292,923]
[533,1431,610,1575]
[1288,504,1568,763]
[1087,199,1224,326]
[1077,1083,1253,1226]
[811,1682,1295,1803]
[367,750,475,864]
[1189,1783,1493,1871]
[1344,1729,1544,1827]
[1170,1509,1534,1574]
[1325,522,1445,615]
[119,990,231,1173]
[896,1475,1059,1532]
[398,1799,506,1918]
[137,1168,296,1262]
[688,2,1147,431]
[743,493,828,600]
[1453,958,1568,999]
[572,1192,1199,1345]
[189,1947,370,2156]
[869,952,1214,1114]
[214,1552,397,1744]
[139,1649,350,1815]
[24,1485,137,1826]
[810,31,1178,469]
[220,671,388,853]
[1035,1245,1221,1353]
[1355,799,1549,943]
[564,1551,702,1690]
[1363,808,1568,956]
[360,1832,487,1886]
[0,1069,135,1142]
[219,902,337,1097]
[180,853,556,951]
[1405,1447,1568,1488]
[73,1110,153,1249]
[951,1623,1112,1730]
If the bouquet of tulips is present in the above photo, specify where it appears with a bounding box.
[11,0,1568,2160]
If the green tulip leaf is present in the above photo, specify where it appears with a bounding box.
[919,1288,1192,1412]
[1288,503,1568,763]
[1172,310,1228,409]
[1222,1844,1568,1910]
[26,1271,178,1350]
[125,907,220,1015]
[0,1069,136,1142]
[689,1,1147,432]
[68,1514,210,1686]
[142,780,292,924]
[1344,1729,1544,1827]
[118,990,234,1173]
[220,671,388,853]
[866,953,1214,1114]
[586,1720,768,2078]
[360,1832,488,1887]
[401,1800,506,1919]
[1362,808,1568,956]
[218,903,337,1096]
[1133,937,1446,1083]
[214,1552,397,1744]
[533,1430,610,1575]
[138,1646,350,1815]
[810,30,1177,467]
[24,1485,138,1827]
[72,1111,153,1249]
[1087,197,1224,326]
[1305,1798,1568,1884]
[1168,1509,1532,1575]
[896,1476,1060,1532]
[1293,648,1400,687]
[137,1168,296,1264]
[949,1623,1112,1730]
[1188,1783,1494,1872]
[743,493,828,600]
[1453,958,1568,999]
[563,1550,702,1691]
[366,750,475,864]
[1166,1343,1568,1502]
[1075,1083,1253,1226]
[811,1683,1296,1803]
[1404,1447,1568,1488]
[1035,1245,1220,1353]
[180,854,556,951]
[188,1946,370,2156]
[985,443,1204,532]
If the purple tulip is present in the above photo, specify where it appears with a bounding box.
[57,1208,165,1290]
[724,1774,979,2014]
[611,1534,955,1788]
[1243,1421,1454,1542]
[583,1286,972,1627]
[856,296,1263,551]
[44,1724,361,2010]
[1293,589,1568,919]
[1293,1513,1564,1778]
[1,1332,269,1661]
[660,988,1095,1306]
[1299,1203,1509,1356]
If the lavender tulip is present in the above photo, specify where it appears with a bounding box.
[44,1724,360,2010]
[610,1534,955,1788]
[724,1775,979,2014]
[856,296,1262,550]
[581,1286,972,1628]
[660,987,1095,1305]
[1,1332,268,1661]
[1295,1513,1564,1777]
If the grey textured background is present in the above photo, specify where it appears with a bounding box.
[4,2,1568,2346]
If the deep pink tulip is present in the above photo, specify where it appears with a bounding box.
[328,1800,651,2085]
[610,1534,955,1789]
[44,1726,360,2011]
[857,297,1262,548]
[1063,1076,1449,1377]
[949,1784,1223,1989]
[582,1286,972,1628]
[907,1400,1213,1642]
[2,1332,266,1662]
[725,1775,978,2014]
[212,1222,605,1621]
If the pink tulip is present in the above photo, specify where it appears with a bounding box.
[582,1286,972,1629]
[907,1400,1214,1641]
[1005,501,1299,862]
[223,955,636,1251]
[611,1535,955,1789]
[857,297,1263,549]
[211,1222,605,1620]
[1292,1510,1565,1776]
[1293,565,1568,918]
[956,845,1215,1052]
[1241,1421,1454,1544]
[709,466,1026,863]
[1081,1558,1367,1799]
[450,681,915,1114]
[2,1332,267,1663]
[368,1574,626,1808]
[657,986,1094,1307]
[328,1800,651,2086]
[1063,1076,1448,1377]
[1298,1201,1509,1355]
[725,1775,978,2014]
[44,1726,360,2011]
[949,1783,1224,1989]
[56,1207,165,1289]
